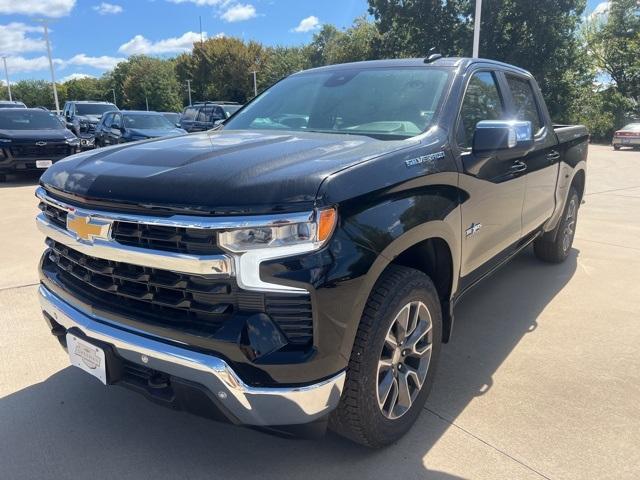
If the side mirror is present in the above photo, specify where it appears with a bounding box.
[473,120,533,153]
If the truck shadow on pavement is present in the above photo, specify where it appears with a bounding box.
[0,172,42,188]
[0,246,577,480]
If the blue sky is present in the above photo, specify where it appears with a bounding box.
[0,0,606,83]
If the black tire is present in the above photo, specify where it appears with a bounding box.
[330,265,442,448]
[0,174,6,182]
[613,145,620,151]
[534,187,580,263]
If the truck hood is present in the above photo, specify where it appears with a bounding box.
[0,128,73,142]
[40,129,413,214]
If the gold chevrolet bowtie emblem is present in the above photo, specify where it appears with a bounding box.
[66,213,111,242]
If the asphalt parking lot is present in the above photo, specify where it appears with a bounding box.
[0,144,638,480]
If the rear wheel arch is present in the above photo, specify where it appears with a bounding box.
[571,168,586,202]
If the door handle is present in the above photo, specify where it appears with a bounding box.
[546,150,561,163]
[510,160,527,173]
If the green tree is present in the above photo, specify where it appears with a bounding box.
[9,80,62,109]
[584,0,640,113]
[368,0,471,57]
[368,0,588,121]
[118,56,182,111]
[63,76,110,102]
[261,46,310,88]
[176,37,267,103]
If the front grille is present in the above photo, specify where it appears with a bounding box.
[39,200,221,255]
[112,221,222,255]
[11,143,71,158]
[80,123,97,134]
[42,239,313,346]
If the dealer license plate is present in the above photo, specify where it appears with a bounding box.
[67,333,107,384]
[36,160,53,168]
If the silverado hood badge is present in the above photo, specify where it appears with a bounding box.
[66,213,111,242]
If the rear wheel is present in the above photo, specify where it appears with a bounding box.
[0,174,6,183]
[330,265,442,448]
[613,145,620,151]
[534,187,579,263]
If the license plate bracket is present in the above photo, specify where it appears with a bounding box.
[67,333,107,384]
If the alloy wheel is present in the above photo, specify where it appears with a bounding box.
[376,301,433,420]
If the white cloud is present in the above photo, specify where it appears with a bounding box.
[0,0,76,18]
[118,31,209,55]
[0,23,45,55]
[220,3,256,22]
[60,73,96,82]
[1,53,122,75]
[587,2,611,21]
[66,54,125,70]
[292,15,320,33]
[93,2,123,15]
[0,55,62,74]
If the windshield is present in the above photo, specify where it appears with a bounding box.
[75,103,116,115]
[224,67,451,139]
[124,114,174,129]
[0,110,64,130]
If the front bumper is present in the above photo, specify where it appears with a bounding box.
[39,284,345,427]
[0,156,66,173]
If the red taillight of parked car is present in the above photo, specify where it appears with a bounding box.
[616,131,640,137]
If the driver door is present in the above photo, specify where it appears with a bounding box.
[457,70,526,286]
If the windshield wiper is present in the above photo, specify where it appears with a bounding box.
[303,129,411,141]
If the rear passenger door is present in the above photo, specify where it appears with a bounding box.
[457,70,526,282]
[504,74,559,235]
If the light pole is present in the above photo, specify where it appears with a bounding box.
[186,79,192,105]
[472,0,482,58]
[250,70,257,97]
[39,20,61,114]
[1,56,12,101]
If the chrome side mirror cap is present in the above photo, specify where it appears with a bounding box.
[473,120,533,152]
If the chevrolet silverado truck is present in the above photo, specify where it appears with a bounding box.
[35,57,588,447]
[0,108,80,181]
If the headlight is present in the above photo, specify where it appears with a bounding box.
[218,208,337,292]
[218,208,337,253]
[65,137,80,146]
[0,138,11,143]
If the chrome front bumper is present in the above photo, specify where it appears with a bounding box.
[39,285,345,426]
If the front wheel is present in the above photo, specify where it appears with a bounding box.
[330,265,442,448]
[613,145,620,151]
[534,187,580,263]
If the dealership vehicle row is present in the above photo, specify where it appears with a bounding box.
[0,100,244,180]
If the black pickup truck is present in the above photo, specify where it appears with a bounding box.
[35,57,587,447]
[0,108,80,181]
